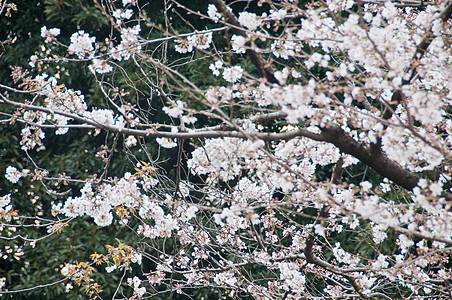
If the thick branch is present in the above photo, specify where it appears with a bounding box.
[382,89,404,122]
[321,125,420,191]
[331,156,344,185]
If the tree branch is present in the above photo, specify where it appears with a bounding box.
[383,2,452,134]
[0,95,325,141]
[209,0,279,84]
[360,0,426,8]
[321,125,420,191]
[405,1,452,85]
[304,206,370,299]
[2,93,424,191]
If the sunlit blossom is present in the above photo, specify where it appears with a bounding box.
[89,59,113,74]
[207,4,221,22]
[5,166,23,184]
[40,26,60,43]
[238,11,262,30]
[68,30,95,59]
[222,66,244,83]
[174,38,193,54]
[231,35,246,54]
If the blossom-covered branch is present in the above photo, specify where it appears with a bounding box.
[1,0,452,298]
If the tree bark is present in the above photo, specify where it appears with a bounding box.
[321,125,420,191]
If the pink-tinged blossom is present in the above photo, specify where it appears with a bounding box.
[305,52,330,69]
[274,68,290,85]
[205,86,233,104]
[234,177,271,205]
[207,4,221,22]
[29,55,39,68]
[278,262,306,294]
[231,35,246,54]
[213,271,237,286]
[314,224,325,237]
[30,76,86,133]
[274,134,340,169]
[110,25,141,60]
[177,205,198,222]
[326,0,354,12]
[429,181,443,197]
[34,74,87,116]
[84,109,115,126]
[127,276,146,297]
[407,90,444,125]
[105,265,117,273]
[0,194,11,209]
[181,115,197,124]
[360,181,372,192]
[372,254,389,269]
[187,137,265,181]
[20,127,45,151]
[372,224,388,244]
[60,263,76,277]
[141,177,159,191]
[112,9,133,20]
[40,26,60,43]
[5,166,23,184]
[269,9,287,20]
[162,100,184,118]
[382,126,443,172]
[209,60,223,76]
[271,40,298,60]
[54,175,142,226]
[124,135,137,147]
[174,38,194,54]
[68,30,95,59]
[178,181,191,198]
[381,1,398,20]
[397,234,414,254]
[145,271,164,285]
[184,271,204,285]
[59,196,87,218]
[157,217,179,236]
[4,1,452,298]
[156,127,179,149]
[93,211,113,226]
[238,11,262,31]
[89,59,113,74]
[188,32,212,50]
[138,198,179,237]
[0,194,13,221]
[222,66,244,83]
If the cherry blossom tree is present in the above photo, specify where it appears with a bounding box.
[1,0,452,298]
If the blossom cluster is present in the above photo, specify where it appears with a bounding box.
[52,174,142,226]
[174,32,213,53]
